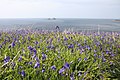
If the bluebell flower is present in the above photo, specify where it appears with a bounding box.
[68,44,74,49]
[96,42,100,46]
[28,36,31,41]
[86,46,91,50]
[19,66,23,69]
[82,78,84,80]
[35,57,40,62]
[11,42,15,47]
[35,41,39,45]
[106,51,109,54]
[47,45,51,49]
[11,62,16,70]
[100,47,102,51]
[32,53,36,59]
[50,44,55,49]
[78,71,82,76]
[110,62,113,65]
[29,62,32,65]
[33,49,37,54]
[64,37,68,41]
[51,65,56,70]
[78,58,81,61]
[28,46,34,51]
[94,59,96,62]
[94,50,97,53]
[111,53,115,57]
[70,73,74,80]
[94,54,97,57]
[4,56,10,63]
[80,51,83,54]
[18,56,22,62]
[59,67,65,74]
[21,70,25,77]
[42,53,47,61]
[42,68,45,73]
[84,58,87,61]
[77,43,81,47]
[64,62,70,69]
[0,45,2,48]
[102,57,106,62]
[34,62,40,68]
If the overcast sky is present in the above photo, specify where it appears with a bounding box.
[0,0,120,18]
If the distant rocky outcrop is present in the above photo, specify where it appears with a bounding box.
[48,18,56,20]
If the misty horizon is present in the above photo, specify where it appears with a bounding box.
[0,0,120,19]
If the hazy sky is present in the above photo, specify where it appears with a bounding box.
[0,0,120,18]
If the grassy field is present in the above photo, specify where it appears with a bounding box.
[0,29,120,80]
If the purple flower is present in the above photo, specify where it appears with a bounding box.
[42,53,47,61]
[4,56,10,63]
[34,62,40,68]
[19,66,23,69]
[84,58,87,61]
[32,53,36,59]
[64,37,68,41]
[35,57,40,62]
[29,62,32,65]
[93,59,96,62]
[28,46,34,51]
[11,62,16,70]
[77,43,81,47]
[110,62,113,65]
[102,57,106,62]
[100,47,102,51]
[96,42,100,46]
[94,54,97,57]
[35,41,39,45]
[68,44,74,49]
[11,42,15,47]
[111,53,115,57]
[64,62,70,69]
[70,73,74,80]
[47,45,51,49]
[59,67,65,74]
[18,56,22,62]
[78,71,82,76]
[33,49,37,54]
[51,45,55,49]
[28,36,31,41]
[94,50,97,53]
[106,51,109,54]
[86,46,91,50]
[51,65,56,70]
[42,69,45,73]
[78,58,81,61]
[21,70,25,77]
[0,45,2,48]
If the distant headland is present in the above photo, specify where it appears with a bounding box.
[113,19,120,22]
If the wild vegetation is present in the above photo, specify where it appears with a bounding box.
[0,29,120,80]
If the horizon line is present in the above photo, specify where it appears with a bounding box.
[0,17,119,19]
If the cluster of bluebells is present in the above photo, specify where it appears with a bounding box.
[0,29,120,80]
